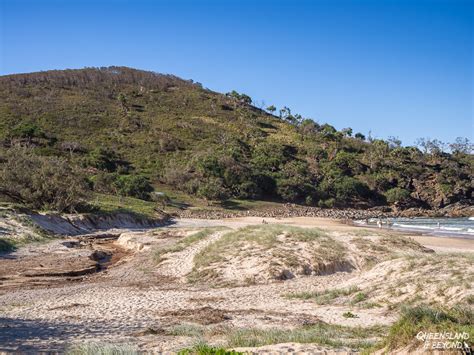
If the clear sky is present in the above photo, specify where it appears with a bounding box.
[0,0,472,144]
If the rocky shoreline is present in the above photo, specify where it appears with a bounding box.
[175,202,473,220]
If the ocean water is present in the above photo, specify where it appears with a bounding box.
[355,217,474,238]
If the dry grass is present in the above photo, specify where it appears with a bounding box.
[364,305,474,353]
[287,286,362,305]
[167,321,385,352]
[188,225,349,286]
[153,227,228,263]
[67,342,139,355]
[358,253,473,309]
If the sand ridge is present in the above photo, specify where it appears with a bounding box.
[0,217,472,353]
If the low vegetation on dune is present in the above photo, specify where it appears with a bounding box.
[0,209,52,252]
[185,225,443,288]
[166,304,473,353]
[287,232,472,310]
[287,285,365,305]
[366,305,474,353]
[179,343,242,355]
[166,321,385,352]
[153,226,229,263]
[0,67,472,214]
[67,342,139,355]
[225,323,383,349]
[188,225,351,286]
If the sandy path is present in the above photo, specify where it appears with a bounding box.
[158,230,228,280]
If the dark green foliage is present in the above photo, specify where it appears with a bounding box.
[0,148,90,212]
[91,172,154,200]
[85,148,129,173]
[276,160,313,202]
[226,90,252,104]
[0,239,16,253]
[10,122,45,140]
[179,343,242,355]
[384,187,411,204]
[332,151,363,176]
[90,172,118,194]
[380,305,473,351]
[266,105,276,114]
[196,177,229,201]
[113,175,154,200]
[332,177,371,201]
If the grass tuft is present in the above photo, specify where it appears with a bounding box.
[225,323,383,349]
[67,342,139,355]
[178,341,242,355]
[287,286,361,305]
[366,305,474,353]
[342,311,358,318]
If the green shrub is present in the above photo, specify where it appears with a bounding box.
[333,177,371,201]
[85,148,129,172]
[179,342,242,355]
[90,172,118,194]
[196,177,229,201]
[10,122,45,140]
[114,175,153,200]
[0,239,16,253]
[0,148,90,212]
[385,187,411,204]
[352,292,368,304]
[374,305,474,351]
[235,181,261,199]
[318,198,335,208]
[343,311,358,318]
[332,151,362,175]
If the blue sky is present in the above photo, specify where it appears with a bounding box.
[0,0,472,144]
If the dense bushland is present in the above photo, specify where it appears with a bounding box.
[0,67,472,211]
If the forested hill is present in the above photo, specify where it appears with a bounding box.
[0,66,472,213]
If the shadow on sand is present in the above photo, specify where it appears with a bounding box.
[0,316,139,352]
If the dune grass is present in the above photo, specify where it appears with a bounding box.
[189,225,346,283]
[0,213,52,253]
[365,305,474,353]
[225,322,383,350]
[287,286,362,305]
[178,341,242,355]
[67,342,139,355]
[153,227,228,263]
[172,306,473,352]
[169,321,384,352]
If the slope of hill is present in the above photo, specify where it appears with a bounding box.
[0,66,472,213]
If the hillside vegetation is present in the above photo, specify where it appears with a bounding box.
[0,67,472,212]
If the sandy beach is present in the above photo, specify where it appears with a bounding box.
[174,216,474,252]
[1,215,472,353]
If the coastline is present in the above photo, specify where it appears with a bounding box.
[352,219,474,240]
[175,203,473,220]
[173,216,474,252]
[347,220,474,252]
